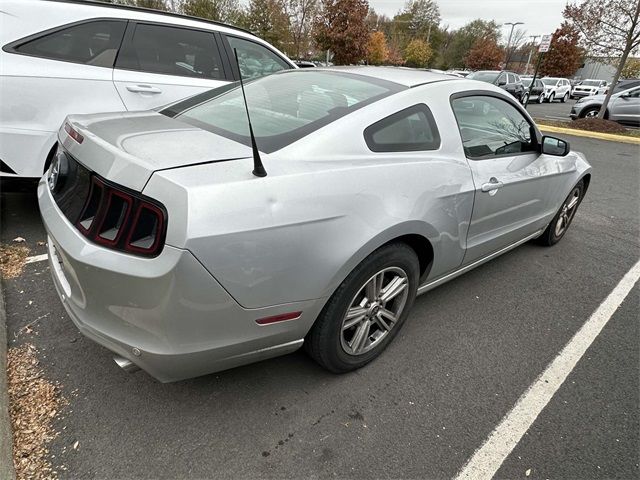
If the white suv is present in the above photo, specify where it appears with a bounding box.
[0,0,295,178]
[541,77,572,103]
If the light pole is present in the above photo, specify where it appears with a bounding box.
[524,35,540,74]
[504,21,524,69]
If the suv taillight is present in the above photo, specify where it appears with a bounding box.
[76,176,167,257]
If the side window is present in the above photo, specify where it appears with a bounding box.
[451,95,536,159]
[364,104,440,153]
[226,36,290,79]
[116,23,224,80]
[13,20,126,67]
[507,73,515,84]
[626,88,640,98]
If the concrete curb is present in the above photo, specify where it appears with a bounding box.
[0,282,17,479]
[538,124,640,145]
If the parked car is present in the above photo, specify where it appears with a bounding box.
[446,70,470,77]
[571,79,608,99]
[467,70,526,103]
[541,77,572,103]
[0,0,296,179]
[39,67,591,382]
[570,85,640,125]
[602,78,640,95]
[521,77,546,104]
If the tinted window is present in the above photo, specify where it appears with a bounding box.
[452,95,536,159]
[468,71,500,83]
[227,36,290,79]
[364,105,440,152]
[14,20,126,67]
[117,23,224,79]
[507,74,515,83]
[167,71,404,153]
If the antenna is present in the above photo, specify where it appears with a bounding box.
[233,49,267,178]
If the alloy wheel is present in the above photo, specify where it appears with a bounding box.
[340,267,409,356]
[584,109,599,118]
[554,187,581,237]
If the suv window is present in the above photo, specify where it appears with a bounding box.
[364,104,440,152]
[452,95,536,159]
[13,20,126,67]
[507,73,515,84]
[117,23,224,79]
[226,36,290,79]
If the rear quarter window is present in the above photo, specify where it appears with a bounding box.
[9,20,126,68]
[364,104,440,153]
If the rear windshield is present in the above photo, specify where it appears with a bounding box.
[162,70,405,153]
[468,72,499,83]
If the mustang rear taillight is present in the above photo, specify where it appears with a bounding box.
[76,176,167,257]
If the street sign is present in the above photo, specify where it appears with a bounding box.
[539,34,552,53]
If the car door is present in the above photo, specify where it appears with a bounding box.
[451,93,569,263]
[113,22,230,111]
[610,87,640,123]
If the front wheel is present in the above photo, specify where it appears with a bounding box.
[561,93,569,103]
[581,107,600,119]
[546,92,555,103]
[537,93,545,104]
[521,93,529,105]
[537,180,585,246]
[305,243,419,373]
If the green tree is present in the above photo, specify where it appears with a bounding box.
[314,0,370,65]
[182,0,240,23]
[443,19,501,69]
[243,0,291,52]
[366,31,389,65]
[135,0,168,10]
[539,22,583,78]
[404,38,432,67]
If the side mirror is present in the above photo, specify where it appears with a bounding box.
[541,136,570,156]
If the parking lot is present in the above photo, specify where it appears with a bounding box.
[1,134,638,479]
[525,98,578,122]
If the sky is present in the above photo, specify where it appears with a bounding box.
[370,0,569,39]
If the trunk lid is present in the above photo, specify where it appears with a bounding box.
[60,111,251,191]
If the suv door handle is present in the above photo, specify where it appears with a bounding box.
[481,177,504,194]
[126,84,162,94]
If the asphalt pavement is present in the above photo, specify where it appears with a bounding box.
[1,135,638,479]
[525,98,576,122]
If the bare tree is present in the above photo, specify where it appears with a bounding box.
[564,0,640,119]
[289,0,318,59]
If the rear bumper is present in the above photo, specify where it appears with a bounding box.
[38,178,323,382]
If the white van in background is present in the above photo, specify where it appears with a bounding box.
[0,0,295,178]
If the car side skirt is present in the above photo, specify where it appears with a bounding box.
[417,228,544,296]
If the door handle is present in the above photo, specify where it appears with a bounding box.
[126,84,162,94]
[481,177,504,194]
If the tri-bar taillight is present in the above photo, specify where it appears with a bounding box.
[76,176,167,257]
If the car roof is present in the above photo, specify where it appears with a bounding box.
[42,0,251,35]
[311,66,460,87]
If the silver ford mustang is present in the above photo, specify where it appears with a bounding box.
[38,67,591,382]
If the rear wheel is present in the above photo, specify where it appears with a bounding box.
[537,180,584,246]
[305,243,419,372]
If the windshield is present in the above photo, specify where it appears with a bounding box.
[581,80,601,86]
[163,71,404,153]
[468,71,499,83]
[542,78,558,86]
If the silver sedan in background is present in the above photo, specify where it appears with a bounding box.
[38,67,591,382]
[570,85,640,125]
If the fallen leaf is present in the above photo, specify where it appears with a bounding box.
[13,236,26,243]
[525,468,531,477]
[73,441,79,450]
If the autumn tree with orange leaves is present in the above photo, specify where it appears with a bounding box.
[366,31,389,65]
[314,0,369,64]
[539,22,583,77]
[464,37,503,70]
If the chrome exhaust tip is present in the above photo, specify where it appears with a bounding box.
[113,355,140,373]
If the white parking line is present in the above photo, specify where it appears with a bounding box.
[455,259,640,480]
[24,253,48,264]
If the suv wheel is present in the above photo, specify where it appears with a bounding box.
[561,92,569,103]
[521,92,529,105]
[547,92,555,103]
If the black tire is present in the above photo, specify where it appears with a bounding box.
[546,92,555,103]
[580,107,601,119]
[521,93,529,105]
[561,92,568,103]
[537,180,585,246]
[537,93,545,104]
[305,243,419,373]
